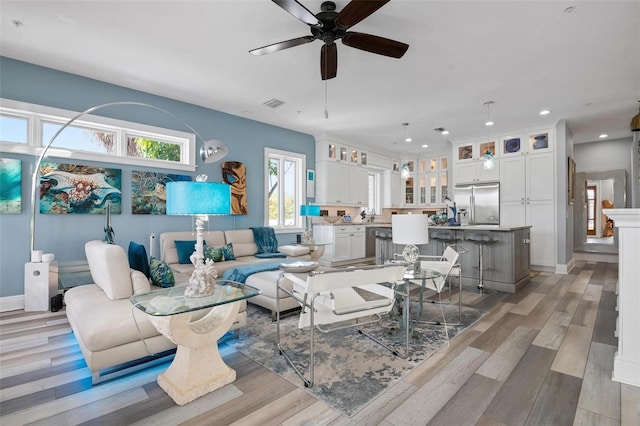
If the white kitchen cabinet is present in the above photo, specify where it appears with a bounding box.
[316,161,368,206]
[317,140,348,163]
[454,159,500,184]
[500,150,555,268]
[382,170,401,208]
[313,225,366,264]
[401,175,415,206]
[349,166,369,206]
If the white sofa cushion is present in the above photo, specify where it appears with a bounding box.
[85,240,135,300]
[224,229,258,257]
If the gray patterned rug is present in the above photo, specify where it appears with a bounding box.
[231,300,486,417]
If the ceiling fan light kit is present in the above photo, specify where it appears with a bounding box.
[250,0,409,80]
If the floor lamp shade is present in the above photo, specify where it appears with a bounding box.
[166,182,231,216]
[392,214,429,245]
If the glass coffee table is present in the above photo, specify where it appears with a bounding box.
[131,280,260,405]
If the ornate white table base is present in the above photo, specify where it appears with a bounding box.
[149,301,240,405]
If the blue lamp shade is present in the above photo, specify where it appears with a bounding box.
[300,204,321,216]
[166,182,231,216]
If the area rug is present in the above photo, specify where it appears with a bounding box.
[231,301,486,417]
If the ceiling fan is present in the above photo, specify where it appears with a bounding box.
[249,0,409,80]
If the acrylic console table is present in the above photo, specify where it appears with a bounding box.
[131,280,260,405]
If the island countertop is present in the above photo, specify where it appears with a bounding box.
[316,222,531,232]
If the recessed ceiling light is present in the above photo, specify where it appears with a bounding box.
[599,134,608,138]
[405,137,412,142]
[485,121,494,126]
[422,144,429,148]
[442,130,450,135]
[539,109,551,115]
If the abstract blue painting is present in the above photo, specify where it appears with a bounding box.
[0,158,21,213]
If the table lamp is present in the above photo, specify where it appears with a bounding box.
[166,175,231,297]
[300,204,321,243]
[392,214,429,271]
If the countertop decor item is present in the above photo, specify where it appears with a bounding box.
[324,215,341,224]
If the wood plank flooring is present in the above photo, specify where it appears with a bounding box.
[1,260,639,425]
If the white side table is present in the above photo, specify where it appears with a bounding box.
[24,261,58,311]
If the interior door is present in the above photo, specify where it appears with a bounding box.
[586,185,596,236]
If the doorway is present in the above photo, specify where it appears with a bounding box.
[573,169,626,255]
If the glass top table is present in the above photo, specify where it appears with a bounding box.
[129,279,260,405]
[131,280,260,316]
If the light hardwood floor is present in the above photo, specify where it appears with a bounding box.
[1,260,639,425]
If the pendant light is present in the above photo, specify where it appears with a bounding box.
[483,101,495,170]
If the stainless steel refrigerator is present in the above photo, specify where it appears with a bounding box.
[454,182,500,225]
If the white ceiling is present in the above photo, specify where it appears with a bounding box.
[1,0,639,156]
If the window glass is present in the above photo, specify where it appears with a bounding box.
[43,121,115,153]
[0,114,28,144]
[127,135,181,162]
[265,148,305,229]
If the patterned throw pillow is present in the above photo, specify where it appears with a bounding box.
[149,257,175,288]
[204,246,225,262]
[222,243,235,260]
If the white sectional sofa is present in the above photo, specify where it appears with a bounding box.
[64,240,248,384]
[160,230,310,318]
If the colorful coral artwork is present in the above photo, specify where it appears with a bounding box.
[222,161,247,215]
[39,162,121,214]
[0,158,21,214]
[131,171,191,214]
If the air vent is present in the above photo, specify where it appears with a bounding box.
[262,98,285,108]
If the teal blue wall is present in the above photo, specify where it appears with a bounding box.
[0,57,316,298]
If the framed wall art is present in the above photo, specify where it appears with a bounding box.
[131,171,191,214]
[0,158,21,214]
[39,162,121,214]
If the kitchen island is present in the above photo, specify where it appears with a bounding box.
[370,225,532,293]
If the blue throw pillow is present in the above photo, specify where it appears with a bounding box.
[222,243,235,260]
[128,241,150,278]
[175,240,206,264]
[149,257,175,288]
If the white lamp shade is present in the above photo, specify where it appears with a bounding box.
[392,214,429,245]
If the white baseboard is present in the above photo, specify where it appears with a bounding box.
[0,295,24,312]
[556,258,576,274]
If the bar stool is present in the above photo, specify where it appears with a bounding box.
[464,233,499,292]
[375,230,393,265]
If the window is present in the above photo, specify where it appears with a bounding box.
[0,99,196,171]
[265,148,306,230]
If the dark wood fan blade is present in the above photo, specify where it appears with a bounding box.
[272,0,322,27]
[335,0,389,29]
[342,32,408,58]
[321,43,337,80]
[249,36,315,56]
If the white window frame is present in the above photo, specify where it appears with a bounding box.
[0,99,196,172]
[264,147,306,232]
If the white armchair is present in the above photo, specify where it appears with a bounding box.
[276,264,406,387]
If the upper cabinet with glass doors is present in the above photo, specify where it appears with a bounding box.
[500,129,553,157]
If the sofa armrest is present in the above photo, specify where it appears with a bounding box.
[279,245,310,257]
[131,269,151,295]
